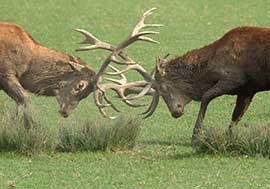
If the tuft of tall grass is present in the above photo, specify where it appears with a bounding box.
[194,124,270,157]
[0,107,54,154]
[0,104,141,154]
[57,115,141,152]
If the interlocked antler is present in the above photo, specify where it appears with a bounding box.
[76,8,162,119]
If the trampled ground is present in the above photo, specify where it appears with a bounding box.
[1,0,270,188]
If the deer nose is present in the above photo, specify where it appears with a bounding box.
[171,104,183,118]
[59,104,69,118]
[171,109,183,118]
[59,109,69,118]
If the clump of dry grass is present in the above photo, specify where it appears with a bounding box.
[193,124,270,157]
[0,104,141,154]
[57,115,141,152]
[0,107,54,154]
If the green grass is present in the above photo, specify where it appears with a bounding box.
[1,0,270,188]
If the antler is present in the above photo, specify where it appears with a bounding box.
[95,66,157,119]
[76,8,161,119]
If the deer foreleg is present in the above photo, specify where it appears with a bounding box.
[0,74,29,108]
[0,74,35,128]
[193,78,245,136]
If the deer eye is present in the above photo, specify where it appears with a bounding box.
[78,83,84,89]
[75,82,85,91]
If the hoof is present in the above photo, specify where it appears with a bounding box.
[191,132,204,147]
[225,128,234,143]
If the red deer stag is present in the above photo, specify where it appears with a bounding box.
[78,10,270,136]
[0,8,161,118]
[0,21,96,117]
[152,26,270,136]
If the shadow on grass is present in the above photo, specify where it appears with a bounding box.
[168,152,207,160]
[140,139,191,147]
[139,138,210,160]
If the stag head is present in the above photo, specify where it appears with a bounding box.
[154,57,192,118]
[55,57,96,117]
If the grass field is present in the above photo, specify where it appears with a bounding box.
[1,0,270,188]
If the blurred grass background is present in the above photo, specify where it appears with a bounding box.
[1,0,270,188]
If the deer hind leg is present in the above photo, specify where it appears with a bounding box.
[193,77,246,137]
[228,93,254,133]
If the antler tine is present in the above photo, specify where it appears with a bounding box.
[75,29,100,44]
[111,87,145,108]
[105,64,152,94]
[124,83,152,100]
[131,7,163,35]
[124,87,156,96]
[95,79,158,119]
[75,29,113,51]
[130,7,163,44]
[99,81,148,104]
[142,92,160,119]
[94,89,116,119]
[94,79,150,119]
[103,95,121,112]
[138,36,160,44]
[106,64,153,83]
[75,30,136,64]
[107,65,128,84]
[110,56,136,65]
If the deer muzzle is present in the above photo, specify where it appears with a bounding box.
[171,110,183,118]
[59,103,72,118]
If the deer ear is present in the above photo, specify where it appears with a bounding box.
[156,56,166,76]
[68,61,85,72]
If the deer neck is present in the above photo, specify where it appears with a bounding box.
[20,49,76,96]
[164,48,213,100]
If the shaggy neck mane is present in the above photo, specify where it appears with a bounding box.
[163,44,216,98]
[165,41,217,81]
